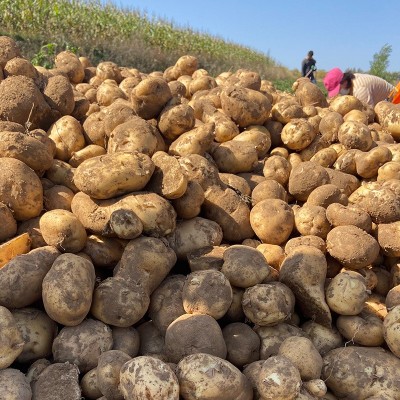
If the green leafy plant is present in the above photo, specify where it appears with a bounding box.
[31,42,57,68]
[369,44,392,81]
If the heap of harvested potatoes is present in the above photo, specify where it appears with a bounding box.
[1,34,400,399]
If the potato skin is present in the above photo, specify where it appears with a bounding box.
[0,368,32,400]
[74,151,155,199]
[52,319,113,373]
[42,253,95,326]
[0,246,60,308]
[0,157,43,221]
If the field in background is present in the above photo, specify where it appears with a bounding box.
[0,0,302,85]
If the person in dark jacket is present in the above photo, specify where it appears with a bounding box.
[302,50,317,84]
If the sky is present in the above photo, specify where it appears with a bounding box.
[104,0,400,74]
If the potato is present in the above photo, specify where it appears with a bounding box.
[322,346,400,399]
[176,353,252,400]
[68,144,106,167]
[44,184,74,211]
[148,275,186,334]
[221,245,271,287]
[324,167,360,197]
[91,276,150,327]
[0,368,32,400]
[219,173,252,197]
[263,155,291,186]
[145,151,188,199]
[0,157,44,221]
[338,120,373,151]
[158,102,195,140]
[222,322,260,368]
[242,282,295,326]
[42,253,95,326]
[130,76,172,119]
[12,307,58,363]
[202,184,254,242]
[280,246,332,327]
[310,147,338,167]
[52,319,113,373]
[39,209,87,252]
[81,368,103,400]
[281,118,317,151]
[0,202,17,242]
[257,243,285,270]
[349,181,400,224]
[355,146,392,178]
[0,36,21,67]
[301,321,343,356]
[294,204,331,239]
[74,151,155,200]
[232,125,272,158]
[96,60,123,82]
[325,270,368,315]
[187,245,226,272]
[329,95,363,116]
[326,203,372,232]
[383,304,400,358]
[0,75,53,130]
[45,159,78,192]
[212,140,258,173]
[256,355,301,400]
[0,130,53,172]
[336,311,384,346]
[164,313,227,363]
[55,50,84,83]
[221,85,272,128]
[326,225,380,269]
[81,234,125,268]
[48,115,85,161]
[96,350,131,400]
[306,184,348,208]
[71,191,176,238]
[171,180,205,219]
[251,179,288,204]
[376,221,400,257]
[111,326,140,357]
[278,336,323,380]
[43,74,75,116]
[137,321,165,358]
[293,77,328,107]
[169,122,215,157]
[0,246,60,308]
[271,100,306,124]
[0,306,24,369]
[182,270,232,319]
[120,356,179,400]
[242,360,265,399]
[250,198,294,245]
[377,161,400,182]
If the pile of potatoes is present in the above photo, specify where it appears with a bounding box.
[1,34,400,399]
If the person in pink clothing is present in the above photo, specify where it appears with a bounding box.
[323,67,394,107]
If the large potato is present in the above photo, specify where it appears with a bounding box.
[0,157,43,220]
[42,253,95,326]
[0,246,60,308]
[74,151,155,199]
[52,319,113,373]
[0,368,32,400]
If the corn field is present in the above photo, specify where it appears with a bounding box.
[0,0,296,79]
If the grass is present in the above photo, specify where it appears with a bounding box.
[0,0,299,83]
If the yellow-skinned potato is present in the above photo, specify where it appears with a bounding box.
[329,94,363,116]
[262,155,291,186]
[45,159,78,192]
[251,179,288,204]
[81,368,102,400]
[73,151,155,200]
[219,173,251,196]
[355,146,392,178]
[294,204,331,239]
[293,77,328,107]
[48,115,86,161]
[325,270,368,315]
[337,120,373,151]
[120,356,179,400]
[310,147,338,167]
[158,102,195,140]
[40,209,87,253]
[54,50,84,83]
[0,202,17,242]
[171,180,205,219]
[96,350,131,400]
[281,118,317,151]
[44,184,74,211]
[271,99,306,124]
[0,306,25,369]
[306,183,348,208]
[202,105,240,142]
[0,157,43,221]
[377,161,400,181]
[257,243,285,270]
[232,125,272,158]
[11,307,58,363]
[326,203,372,232]
[146,151,187,199]
[42,253,95,326]
[285,235,326,255]
[376,221,400,257]
[68,144,106,167]
[250,198,294,245]
[301,321,343,356]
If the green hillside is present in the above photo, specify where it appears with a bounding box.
[0,0,298,82]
